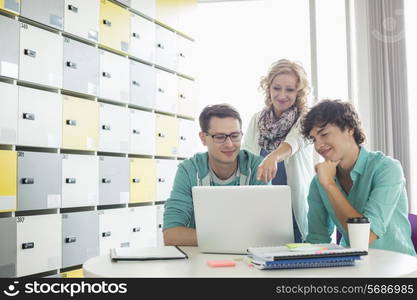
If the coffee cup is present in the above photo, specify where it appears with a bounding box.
[347,217,370,251]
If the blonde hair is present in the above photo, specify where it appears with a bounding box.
[260,59,311,113]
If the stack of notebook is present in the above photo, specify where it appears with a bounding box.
[246,243,368,270]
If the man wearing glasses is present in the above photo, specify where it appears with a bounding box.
[163,104,267,246]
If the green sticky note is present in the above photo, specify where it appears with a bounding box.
[286,243,312,249]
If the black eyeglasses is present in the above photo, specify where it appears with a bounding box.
[205,132,243,144]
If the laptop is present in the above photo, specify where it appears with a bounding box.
[192,185,294,254]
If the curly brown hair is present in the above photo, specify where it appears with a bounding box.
[301,99,366,145]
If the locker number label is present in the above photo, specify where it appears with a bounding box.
[17,217,25,223]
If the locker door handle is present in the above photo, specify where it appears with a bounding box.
[22,242,35,249]
[180,136,186,141]
[158,224,162,229]
[157,43,165,49]
[102,125,111,130]
[102,72,111,78]
[179,94,186,99]
[132,227,141,232]
[66,119,77,126]
[158,133,165,138]
[158,88,165,93]
[68,4,78,13]
[66,61,77,69]
[102,232,111,237]
[102,178,112,184]
[132,178,140,183]
[132,129,141,135]
[21,178,34,184]
[65,237,77,243]
[65,178,76,184]
[158,178,165,183]
[132,80,140,86]
[179,53,186,58]
[132,32,140,39]
[103,19,112,26]
[22,113,35,120]
[24,49,36,58]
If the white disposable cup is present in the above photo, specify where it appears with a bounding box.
[347,217,370,251]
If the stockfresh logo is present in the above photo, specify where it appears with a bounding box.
[3,281,20,297]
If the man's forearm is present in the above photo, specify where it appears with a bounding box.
[163,226,198,246]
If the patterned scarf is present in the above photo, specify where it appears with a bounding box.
[258,105,299,152]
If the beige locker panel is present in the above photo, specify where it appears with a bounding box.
[130,13,155,63]
[155,24,177,71]
[129,109,155,155]
[155,70,177,114]
[178,118,197,158]
[131,0,155,18]
[16,214,62,277]
[177,77,196,118]
[130,158,156,203]
[99,103,130,153]
[0,82,18,145]
[62,95,99,151]
[98,208,130,255]
[19,23,63,88]
[0,150,17,212]
[176,0,197,37]
[64,0,100,42]
[18,86,62,148]
[177,35,194,77]
[155,114,178,157]
[156,159,178,202]
[61,268,84,278]
[155,204,164,246]
[155,0,178,29]
[128,206,157,248]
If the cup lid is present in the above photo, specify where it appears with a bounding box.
[347,216,370,223]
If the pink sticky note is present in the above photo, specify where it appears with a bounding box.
[207,260,236,267]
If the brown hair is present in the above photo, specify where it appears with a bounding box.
[199,104,242,133]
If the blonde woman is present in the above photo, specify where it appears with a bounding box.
[243,59,314,242]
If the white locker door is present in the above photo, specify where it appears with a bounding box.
[19,23,63,88]
[130,60,156,109]
[177,77,196,118]
[130,0,155,18]
[62,154,98,208]
[177,35,194,77]
[99,103,130,153]
[155,25,177,71]
[0,82,18,145]
[18,86,62,148]
[130,13,155,63]
[98,208,130,255]
[178,118,197,158]
[16,214,62,277]
[99,50,130,104]
[128,206,157,248]
[155,204,165,246]
[155,70,177,114]
[156,159,178,202]
[64,0,100,43]
[129,109,155,155]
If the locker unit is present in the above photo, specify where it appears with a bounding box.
[62,95,99,151]
[130,13,155,63]
[155,114,179,157]
[62,154,99,208]
[177,118,197,158]
[128,206,157,248]
[17,151,62,211]
[98,208,130,255]
[19,23,63,88]
[177,35,194,77]
[130,158,156,203]
[155,24,178,71]
[156,159,178,202]
[129,109,155,155]
[155,69,177,113]
[99,103,130,153]
[98,156,130,206]
[0,214,61,277]
[177,76,196,118]
[20,0,64,30]
[99,50,130,104]
[0,150,16,212]
[64,0,100,43]
[0,15,19,79]
[0,0,20,15]
[99,0,130,54]
[130,60,156,109]
[63,37,99,96]
[61,211,99,268]
[131,0,155,18]
[0,82,18,145]
[17,86,62,148]
[155,204,165,246]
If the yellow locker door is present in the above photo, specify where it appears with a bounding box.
[155,114,179,157]
[130,158,156,203]
[155,0,179,30]
[61,268,84,278]
[99,0,130,54]
[0,0,20,15]
[62,95,99,151]
[0,150,17,212]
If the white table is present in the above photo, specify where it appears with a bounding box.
[83,247,417,278]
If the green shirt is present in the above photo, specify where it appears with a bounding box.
[306,147,416,257]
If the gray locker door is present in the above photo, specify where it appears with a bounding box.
[99,156,130,206]
[0,218,17,277]
[21,0,64,30]
[0,15,19,79]
[62,211,99,268]
[63,37,99,96]
[130,60,156,109]
[17,151,62,211]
